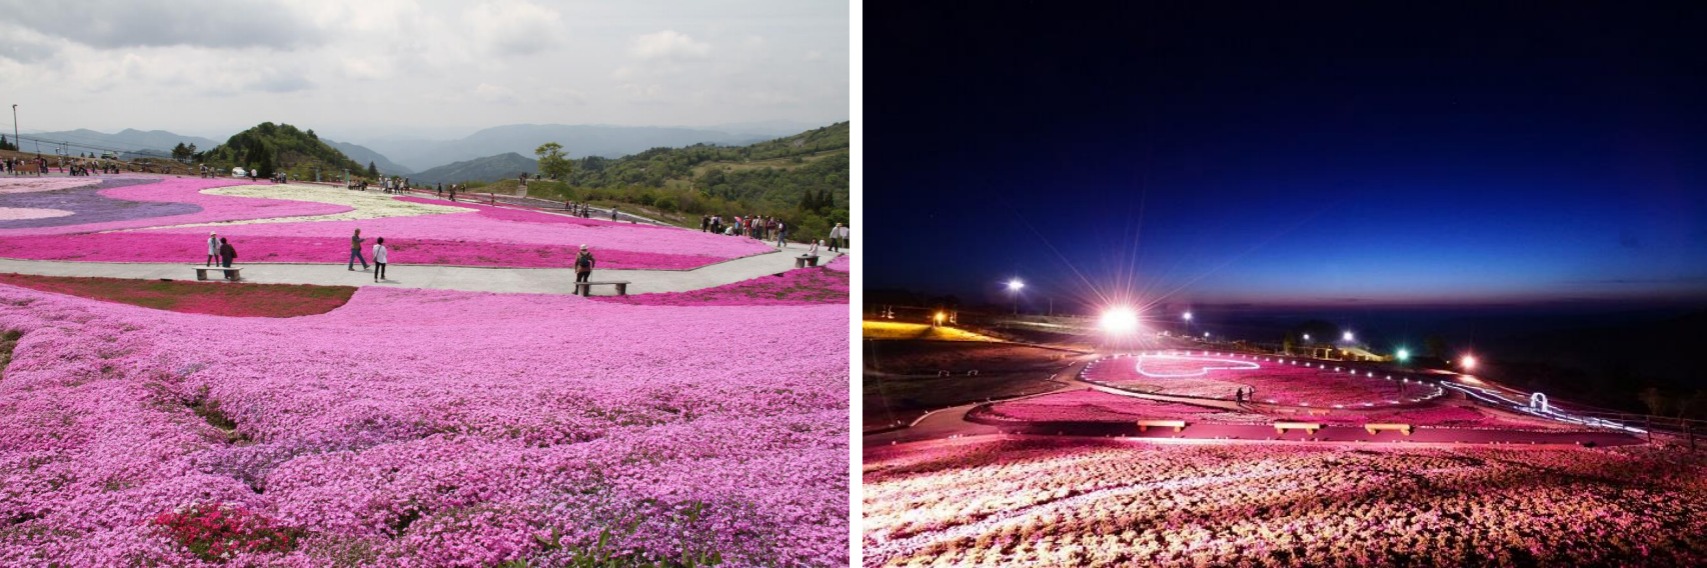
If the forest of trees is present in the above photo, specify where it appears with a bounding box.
[199,122,365,179]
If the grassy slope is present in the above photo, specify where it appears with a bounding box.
[0,274,356,318]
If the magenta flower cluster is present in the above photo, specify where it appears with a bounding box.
[1083,353,1439,407]
[0,285,848,566]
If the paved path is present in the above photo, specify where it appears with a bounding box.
[0,241,843,295]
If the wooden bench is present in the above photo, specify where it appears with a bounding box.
[1364,423,1414,436]
[1274,422,1322,435]
[1137,419,1188,433]
[573,281,629,296]
[795,254,820,268]
[194,266,242,281]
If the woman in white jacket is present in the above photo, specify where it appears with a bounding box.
[372,238,388,282]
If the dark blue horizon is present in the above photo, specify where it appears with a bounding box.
[865,3,1707,309]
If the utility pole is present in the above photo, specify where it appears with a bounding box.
[9,104,16,155]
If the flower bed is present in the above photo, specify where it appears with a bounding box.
[824,254,849,272]
[0,285,848,566]
[864,438,1707,567]
[0,273,355,317]
[0,232,729,269]
[976,389,1263,423]
[0,177,347,235]
[1084,353,1438,407]
[596,264,849,306]
[0,177,101,194]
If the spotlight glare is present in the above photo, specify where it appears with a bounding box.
[1100,306,1139,335]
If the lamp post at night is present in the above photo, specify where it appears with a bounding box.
[1006,278,1024,315]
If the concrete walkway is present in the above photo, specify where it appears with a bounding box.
[0,241,843,295]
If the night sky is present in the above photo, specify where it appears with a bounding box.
[865,3,1707,310]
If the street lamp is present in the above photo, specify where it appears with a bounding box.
[1460,354,1477,371]
[1302,333,1311,342]
[9,104,16,155]
[1006,278,1024,315]
[1396,348,1410,362]
[1182,311,1193,321]
[1342,331,1354,342]
[1100,306,1139,335]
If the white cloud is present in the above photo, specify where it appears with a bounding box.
[466,0,566,56]
[474,83,519,103]
[631,30,710,61]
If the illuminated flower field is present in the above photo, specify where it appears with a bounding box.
[864,438,1707,567]
[0,284,849,566]
[0,177,775,269]
[1083,352,1440,407]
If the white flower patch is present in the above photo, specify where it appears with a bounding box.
[169,184,473,228]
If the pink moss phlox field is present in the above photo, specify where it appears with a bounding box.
[0,285,848,566]
[598,264,850,306]
[976,389,1264,423]
[823,254,849,272]
[0,232,730,269]
[864,438,1707,567]
[137,205,775,268]
[393,196,667,229]
[0,177,100,194]
[1083,353,1437,407]
[0,177,350,236]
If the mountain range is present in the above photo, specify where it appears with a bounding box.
[25,122,833,173]
[409,153,538,186]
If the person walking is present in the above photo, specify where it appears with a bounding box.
[774,220,787,248]
[574,244,595,289]
[828,223,845,252]
[372,238,388,282]
[218,238,238,280]
[206,232,219,266]
[349,229,369,271]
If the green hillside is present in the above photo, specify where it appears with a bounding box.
[516,122,849,237]
[201,122,366,180]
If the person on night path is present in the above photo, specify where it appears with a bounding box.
[574,245,595,286]
[206,232,219,266]
[349,229,369,271]
[217,238,237,280]
[372,238,388,282]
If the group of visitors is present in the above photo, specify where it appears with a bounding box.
[380,176,409,194]
[438,183,463,201]
[65,161,115,176]
[1234,386,1257,403]
[3,156,50,176]
[347,229,390,281]
[205,232,240,281]
[701,214,787,243]
[562,201,600,217]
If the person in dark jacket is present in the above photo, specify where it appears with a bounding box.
[218,238,238,280]
[574,245,595,288]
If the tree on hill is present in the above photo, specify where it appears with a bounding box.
[367,161,379,178]
[535,142,571,180]
[0,135,12,151]
[201,122,365,181]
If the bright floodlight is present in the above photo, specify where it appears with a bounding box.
[1101,307,1139,334]
[1461,354,1477,370]
[1006,278,1024,291]
[1396,348,1410,362]
[1183,311,1193,321]
[1342,331,1355,342]
[1302,333,1310,340]
[1203,331,1210,338]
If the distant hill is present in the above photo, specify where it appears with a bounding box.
[324,140,412,175]
[201,122,366,179]
[25,128,219,156]
[410,152,538,185]
[356,124,786,171]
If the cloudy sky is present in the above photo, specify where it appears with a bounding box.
[0,0,849,140]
